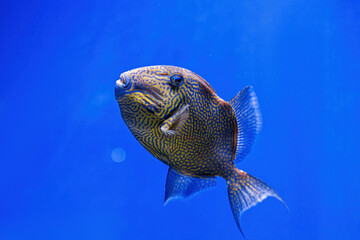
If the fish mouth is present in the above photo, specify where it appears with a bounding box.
[115,74,132,100]
[116,79,125,88]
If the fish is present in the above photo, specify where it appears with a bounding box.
[115,65,285,236]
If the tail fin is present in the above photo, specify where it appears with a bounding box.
[226,168,285,237]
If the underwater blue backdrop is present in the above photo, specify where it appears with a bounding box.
[1,0,359,239]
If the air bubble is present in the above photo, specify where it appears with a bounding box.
[111,147,126,163]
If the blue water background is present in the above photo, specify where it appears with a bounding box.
[1,0,359,239]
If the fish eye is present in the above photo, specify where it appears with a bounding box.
[170,74,184,87]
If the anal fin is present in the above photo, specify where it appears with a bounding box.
[164,168,217,205]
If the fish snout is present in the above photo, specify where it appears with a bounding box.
[115,74,131,99]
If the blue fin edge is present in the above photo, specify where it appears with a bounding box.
[229,86,262,162]
[164,168,217,205]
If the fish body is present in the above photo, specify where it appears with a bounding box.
[115,65,284,236]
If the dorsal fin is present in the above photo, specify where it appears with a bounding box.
[229,86,262,163]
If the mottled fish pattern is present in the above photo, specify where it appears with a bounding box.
[115,65,285,237]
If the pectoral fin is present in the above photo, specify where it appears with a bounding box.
[164,168,217,205]
[160,104,190,135]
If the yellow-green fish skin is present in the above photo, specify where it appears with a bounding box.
[115,65,284,236]
[116,65,237,178]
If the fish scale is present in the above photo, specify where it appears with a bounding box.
[115,65,286,237]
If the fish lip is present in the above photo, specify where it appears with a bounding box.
[115,74,132,100]
[116,79,125,88]
[115,79,124,100]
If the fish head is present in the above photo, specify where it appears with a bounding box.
[115,65,203,128]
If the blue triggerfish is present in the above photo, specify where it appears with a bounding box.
[115,65,285,236]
